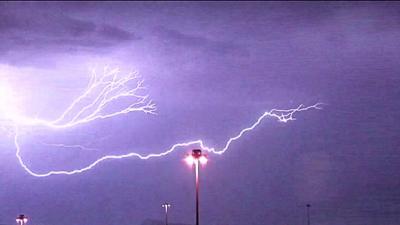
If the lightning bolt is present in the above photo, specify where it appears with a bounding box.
[39,142,98,151]
[3,67,156,128]
[1,67,323,177]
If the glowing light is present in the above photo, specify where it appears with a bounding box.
[162,203,171,208]
[199,155,208,165]
[185,154,195,166]
[1,66,323,177]
[16,215,28,225]
[0,82,21,122]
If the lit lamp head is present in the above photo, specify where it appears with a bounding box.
[16,215,28,224]
[162,203,171,208]
[185,149,208,166]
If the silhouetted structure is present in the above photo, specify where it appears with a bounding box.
[141,219,190,225]
[306,204,311,225]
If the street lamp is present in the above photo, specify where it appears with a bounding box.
[185,149,208,225]
[16,215,28,225]
[306,204,311,225]
[161,203,171,225]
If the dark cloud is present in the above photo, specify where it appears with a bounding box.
[153,26,249,57]
[98,24,138,41]
[0,11,139,57]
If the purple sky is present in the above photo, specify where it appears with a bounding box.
[1,2,400,225]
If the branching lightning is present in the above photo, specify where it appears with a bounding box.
[39,142,98,151]
[3,67,156,128]
[1,67,322,177]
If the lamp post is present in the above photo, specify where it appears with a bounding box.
[16,215,28,225]
[162,203,171,225]
[185,149,208,225]
[306,204,311,225]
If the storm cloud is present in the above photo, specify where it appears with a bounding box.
[0,8,139,64]
[0,2,400,225]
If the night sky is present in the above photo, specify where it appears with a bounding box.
[1,2,400,225]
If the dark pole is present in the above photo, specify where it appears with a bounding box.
[306,204,311,225]
[165,206,168,225]
[195,160,200,225]
[187,149,206,225]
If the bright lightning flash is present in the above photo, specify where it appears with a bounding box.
[0,82,21,121]
[2,67,322,177]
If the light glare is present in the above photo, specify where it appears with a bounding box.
[199,155,208,165]
[0,83,20,120]
[185,155,195,166]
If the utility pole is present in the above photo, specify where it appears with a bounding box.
[306,204,311,225]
